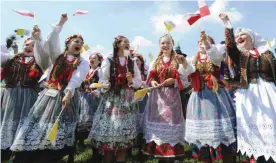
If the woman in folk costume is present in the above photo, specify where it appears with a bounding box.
[184,31,236,163]
[10,14,89,162]
[142,34,188,161]
[1,36,43,159]
[220,13,276,162]
[88,35,142,163]
[77,52,103,146]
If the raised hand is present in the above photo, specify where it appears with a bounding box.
[12,43,18,54]
[200,31,207,41]
[58,13,68,26]
[32,25,41,41]
[219,13,230,23]
[126,72,133,85]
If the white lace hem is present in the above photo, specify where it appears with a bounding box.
[185,118,236,148]
[143,120,186,146]
[238,140,276,161]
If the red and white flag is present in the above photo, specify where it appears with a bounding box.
[183,13,201,25]
[183,0,210,26]
[13,9,35,18]
[73,10,89,16]
[198,0,210,17]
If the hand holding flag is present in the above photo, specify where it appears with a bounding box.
[47,107,65,146]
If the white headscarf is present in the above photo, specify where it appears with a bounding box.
[235,27,271,54]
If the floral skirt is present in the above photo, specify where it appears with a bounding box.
[10,88,80,151]
[88,88,139,151]
[1,87,38,149]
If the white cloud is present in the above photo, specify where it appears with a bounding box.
[131,36,155,48]
[90,44,111,56]
[151,0,243,34]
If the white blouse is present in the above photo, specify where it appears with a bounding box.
[33,25,89,96]
[99,56,142,90]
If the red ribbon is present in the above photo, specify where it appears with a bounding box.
[173,70,184,90]
[28,69,40,78]
[204,74,213,90]
[146,69,156,85]
[188,71,201,91]
[158,57,172,83]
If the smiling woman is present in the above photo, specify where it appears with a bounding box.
[220,13,276,162]
[88,35,142,163]
[9,13,90,162]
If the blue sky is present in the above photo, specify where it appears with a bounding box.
[1,0,275,64]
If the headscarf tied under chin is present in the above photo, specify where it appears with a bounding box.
[234,27,270,54]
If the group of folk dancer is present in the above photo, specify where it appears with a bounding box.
[1,13,276,163]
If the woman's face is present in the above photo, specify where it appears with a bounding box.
[67,37,84,55]
[159,36,173,54]
[135,57,143,69]
[235,32,253,50]
[23,39,35,56]
[118,38,130,51]
[89,54,100,68]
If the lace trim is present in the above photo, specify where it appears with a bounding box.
[10,119,77,151]
[237,121,276,161]
[185,118,236,148]
[143,120,186,146]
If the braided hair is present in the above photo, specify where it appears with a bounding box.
[110,35,126,89]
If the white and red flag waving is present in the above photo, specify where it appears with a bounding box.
[13,9,35,18]
[184,0,210,25]
[198,0,210,17]
[73,10,89,16]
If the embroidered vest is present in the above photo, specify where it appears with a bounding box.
[225,28,276,88]
[109,57,134,91]
[45,54,80,90]
[1,53,42,90]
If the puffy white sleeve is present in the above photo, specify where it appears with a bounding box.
[183,57,196,75]
[1,45,12,67]
[64,57,90,97]
[129,61,142,89]
[33,40,51,71]
[98,58,111,93]
[98,58,111,84]
[33,25,63,71]
[206,44,226,67]
[174,64,191,88]
[46,25,63,63]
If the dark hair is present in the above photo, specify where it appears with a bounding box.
[65,34,84,51]
[110,35,135,90]
[134,54,146,80]
[89,52,103,67]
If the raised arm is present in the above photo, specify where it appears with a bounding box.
[201,31,225,67]
[32,14,68,71]
[219,13,241,67]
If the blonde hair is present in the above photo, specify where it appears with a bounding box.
[153,34,179,73]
